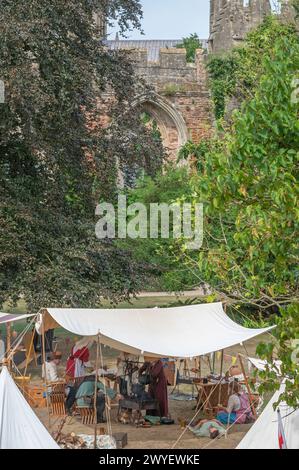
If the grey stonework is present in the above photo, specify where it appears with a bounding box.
[106,42,213,159]
[99,2,297,158]
[209,0,297,54]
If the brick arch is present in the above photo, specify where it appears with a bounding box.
[133,93,189,160]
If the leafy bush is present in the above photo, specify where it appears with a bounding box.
[117,166,201,291]
[207,16,298,119]
[176,33,202,63]
[183,36,299,307]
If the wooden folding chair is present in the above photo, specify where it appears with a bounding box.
[78,407,96,425]
[50,382,66,416]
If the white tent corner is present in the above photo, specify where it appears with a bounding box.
[237,383,299,450]
[0,366,59,449]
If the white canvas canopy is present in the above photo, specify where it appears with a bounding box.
[38,302,274,358]
[0,367,59,449]
[237,383,299,449]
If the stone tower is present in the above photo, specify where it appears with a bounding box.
[93,11,107,38]
[280,0,298,23]
[209,0,272,53]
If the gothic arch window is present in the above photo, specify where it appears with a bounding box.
[133,93,189,161]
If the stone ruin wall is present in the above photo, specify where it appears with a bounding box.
[124,47,213,159]
[209,0,297,54]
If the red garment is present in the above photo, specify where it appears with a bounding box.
[66,346,90,378]
[148,360,169,418]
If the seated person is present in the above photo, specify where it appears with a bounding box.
[216,380,254,425]
[42,351,62,383]
[66,374,122,423]
[190,418,226,439]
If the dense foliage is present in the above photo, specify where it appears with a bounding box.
[116,166,199,291]
[176,33,202,63]
[207,16,297,119]
[179,36,299,309]
[257,303,299,410]
[0,0,165,311]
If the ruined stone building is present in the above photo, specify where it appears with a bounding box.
[107,39,212,159]
[209,0,297,54]
[103,0,296,158]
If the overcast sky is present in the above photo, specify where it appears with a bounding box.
[108,0,211,40]
[108,0,280,40]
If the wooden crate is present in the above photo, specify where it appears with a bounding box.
[27,386,47,408]
[113,432,128,449]
[14,376,31,398]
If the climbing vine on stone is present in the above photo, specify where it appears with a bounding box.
[207,16,298,119]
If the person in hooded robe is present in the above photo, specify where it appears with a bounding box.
[66,337,95,380]
[139,357,169,418]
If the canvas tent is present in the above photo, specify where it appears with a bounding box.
[37,302,274,358]
[0,366,59,449]
[248,356,282,374]
[237,383,299,449]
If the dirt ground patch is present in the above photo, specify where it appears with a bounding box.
[36,400,247,450]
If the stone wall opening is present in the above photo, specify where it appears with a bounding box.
[136,94,189,161]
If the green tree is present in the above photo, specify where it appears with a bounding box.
[0,0,163,311]
[116,166,200,291]
[180,36,299,308]
[207,16,297,119]
[177,33,202,63]
[256,303,299,410]
[176,36,299,405]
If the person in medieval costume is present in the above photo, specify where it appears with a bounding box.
[140,357,169,418]
[216,380,255,425]
[66,337,95,379]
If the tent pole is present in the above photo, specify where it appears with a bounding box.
[24,329,35,377]
[42,312,51,429]
[218,350,224,404]
[6,321,11,372]
[238,353,257,419]
[207,354,212,373]
[212,352,215,375]
[93,332,100,449]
